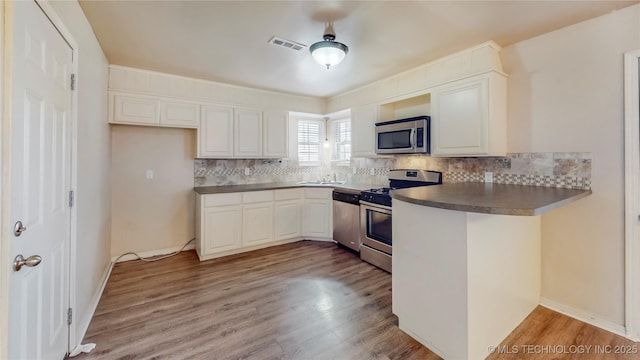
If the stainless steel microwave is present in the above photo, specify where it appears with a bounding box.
[375,116,430,154]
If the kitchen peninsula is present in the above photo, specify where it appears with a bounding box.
[390,183,591,360]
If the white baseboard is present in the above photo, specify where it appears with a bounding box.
[111,242,196,263]
[303,237,336,243]
[539,297,627,338]
[73,260,114,349]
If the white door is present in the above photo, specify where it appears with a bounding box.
[8,1,73,359]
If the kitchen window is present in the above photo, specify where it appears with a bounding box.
[297,119,325,166]
[331,118,351,165]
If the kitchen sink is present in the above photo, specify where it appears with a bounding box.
[296,180,346,185]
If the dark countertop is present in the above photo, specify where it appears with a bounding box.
[194,182,373,195]
[390,182,591,216]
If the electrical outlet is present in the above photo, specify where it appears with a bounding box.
[352,167,357,175]
[244,168,251,176]
[146,170,154,180]
[370,168,375,176]
[484,171,493,183]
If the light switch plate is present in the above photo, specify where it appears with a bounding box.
[484,171,493,183]
[146,170,154,180]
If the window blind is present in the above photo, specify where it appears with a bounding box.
[298,119,325,165]
[332,118,351,165]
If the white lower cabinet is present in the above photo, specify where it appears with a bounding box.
[197,187,334,260]
[303,188,333,239]
[242,191,274,247]
[196,193,242,258]
[274,189,303,241]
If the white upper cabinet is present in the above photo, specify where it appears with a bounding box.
[430,71,507,157]
[199,106,288,159]
[112,93,160,125]
[234,108,263,158]
[199,106,266,158]
[263,109,288,158]
[110,92,199,128]
[351,103,378,157]
[162,101,199,128]
[199,105,234,157]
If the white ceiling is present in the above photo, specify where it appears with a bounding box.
[78,0,638,98]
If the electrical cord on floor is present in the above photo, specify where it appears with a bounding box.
[113,238,195,263]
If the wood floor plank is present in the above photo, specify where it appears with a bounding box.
[75,241,637,360]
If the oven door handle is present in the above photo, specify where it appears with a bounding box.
[360,201,393,213]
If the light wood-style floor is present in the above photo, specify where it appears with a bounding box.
[75,241,637,360]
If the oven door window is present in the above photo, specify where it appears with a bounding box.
[378,129,412,149]
[366,208,392,246]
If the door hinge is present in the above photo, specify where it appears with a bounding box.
[67,308,73,326]
[69,190,74,208]
[70,74,76,91]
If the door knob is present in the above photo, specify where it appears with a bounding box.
[13,254,42,271]
[13,221,27,236]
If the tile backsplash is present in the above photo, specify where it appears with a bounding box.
[195,152,591,190]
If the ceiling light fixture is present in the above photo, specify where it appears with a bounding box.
[310,25,348,69]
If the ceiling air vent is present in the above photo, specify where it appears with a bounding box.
[268,36,307,51]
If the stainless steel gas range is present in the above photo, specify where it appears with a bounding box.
[359,169,442,272]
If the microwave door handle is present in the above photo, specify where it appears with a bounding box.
[410,128,416,149]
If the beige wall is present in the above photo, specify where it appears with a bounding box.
[502,4,640,326]
[48,0,112,348]
[111,125,196,257]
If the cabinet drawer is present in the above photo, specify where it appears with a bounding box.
[304,188,332,199]
[275,188,303,201]
[242,190,274,203]
[203,193,241,207]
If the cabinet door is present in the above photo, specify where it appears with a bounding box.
[263,109,288,158]
[199,105,234,157]
[162,101,199,128]
[202,205,242,254]
[303,199,332,239]
[274,199,302,241]
[242,202,274,246]
[234,108,263,157]
[431,77,489,156]
[351,103,378,157]
[112,93,160,125]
